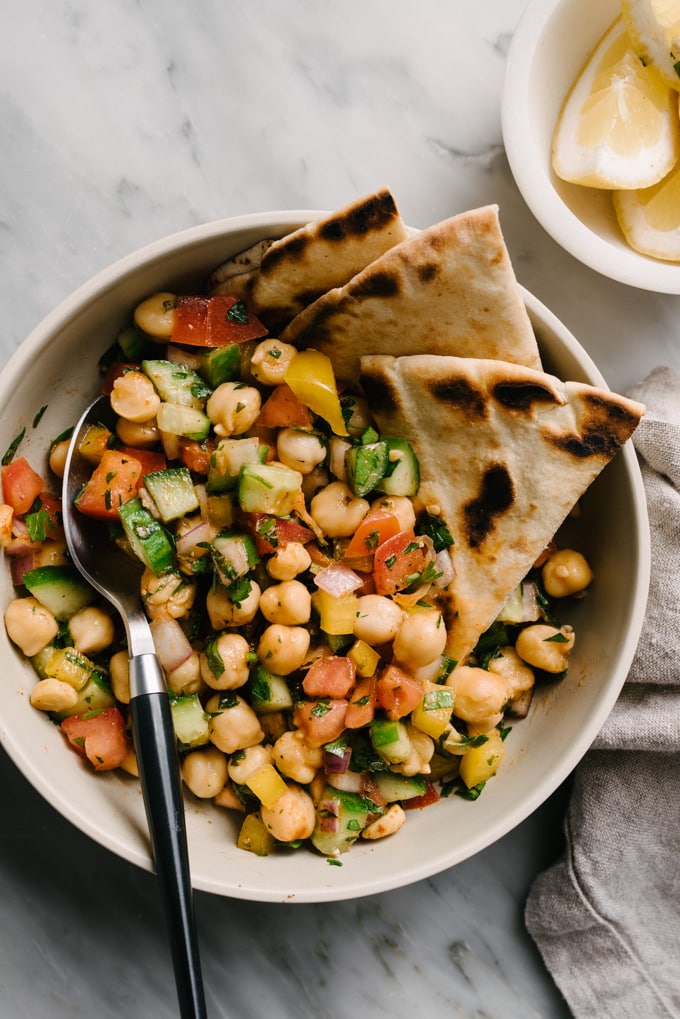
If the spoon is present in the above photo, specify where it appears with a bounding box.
[62,394,207,1019]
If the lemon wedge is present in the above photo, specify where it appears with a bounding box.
[614,155,680,259]
[621,0,680,92]
[552,17,680,189]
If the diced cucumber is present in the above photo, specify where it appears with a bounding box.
[210,531,259,585]
[370,718,412,764]
[144,467,199,522]
[311,784,378,856]
[23,565,96,622]
[344,441,389,498]
[156,402,211,441]
[198,344,241,388]
[376,438,420,497]
[117,324,154,361]
[238,462,302,516]
[169,693,210,748]
[142,359,212,408]
[374,772,427,802]
[249,664,293,714]
[207,437,263,493]
[118,497,175,575]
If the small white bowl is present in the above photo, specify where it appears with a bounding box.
[0,212,650,902]
[503,0,680,293]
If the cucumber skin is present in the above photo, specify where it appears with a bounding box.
[118,497,176,575]
[377,438,420,497]
[144,467,199,522]
[311,784,377,856]
[22,565,96,622]
[375,772,427,802]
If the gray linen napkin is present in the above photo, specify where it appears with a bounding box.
[525,366,680,1019]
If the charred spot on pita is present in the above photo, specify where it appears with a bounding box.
[417,262,439,283]
[260,235,307,273]
[463,464,514,548]
[359,370,397,415]
[552,431,621,460]
[429,376,487,417]
[352,271,400,299]
[493,380,560,411]
[320,191,399,240]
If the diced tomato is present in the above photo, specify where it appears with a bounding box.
[61,707,130,771]
[100,361,138,395]
[402,781,441,810]
[1,458,46,515]
[117,446,167,479]
[177,438,212,475]
[293,699,348,748]
[255,383,315,429]
[243,513,315,555]
[172,295,268,348]
[344,508,402,561]
[373,530,429,596]
[375,664,424,720]
[75,449,143,520]
[33,492,64,539]
[302,656,356,699]
[344,676,378,729]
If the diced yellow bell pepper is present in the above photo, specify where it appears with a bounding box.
[78,423,113,466]
[312,589,359,635]
[348,638,381,677]
[284,350,349,436]
[459,730,505,788]
[410,680,455,739]
[245,763,289,809]
[45,647,94,691]
[237,812,275,856]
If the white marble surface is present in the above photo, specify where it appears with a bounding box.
[1,2,678,1017]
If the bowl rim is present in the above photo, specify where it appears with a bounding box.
[0,212,652,901]
[502,0,680,294]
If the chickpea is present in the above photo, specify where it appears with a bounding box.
[206,382,261,437]
[310,481,369,538]
[110,371,161,423]
[393,610,446,670]
[371,495,416,533]
[260,784,316,843]
[328,437,351,481]
[69,606,115,655]
[213,784,245,812]
[257,624,310,675]
[542,549,593,598]
[227,743,272,785]
[30,677,78,714]
[250,339,297,386]
[361,803,406,841]
[200,633,251,690]
[259,580,311,626]
[48,439,70,478]
[110,650,130,704]
[166,650,202,696]
[272,730,323,784]
[276,429,326,475]
[141,568,196,620]
[446,665,512,731]
[392,724,435,777]
[133,291,177,339]
[353,594,403,645]
[206,580,261,630]
[515,624,575,674]
[0,504,12,547]
[340,394,372,437]
[116,416,161,449]
[488,646,535,698]
[5,597,58,657]
[206,693,264,754]
[266,541,311,581]
[181,747,228,799]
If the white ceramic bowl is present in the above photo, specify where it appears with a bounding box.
[0,212,650,902]
[503,0,680,293]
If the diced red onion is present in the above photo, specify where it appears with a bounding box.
[327,770,365,794]
[433,547,455,588]
[149,615,193,673]
[166,344,203,369]
[314,562,364,597]
[319,798,340,833]
[175,519,213,556]
[323,746,352,775]
[11,551,39,586]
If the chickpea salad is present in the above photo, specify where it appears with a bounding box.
[1,289,592,859]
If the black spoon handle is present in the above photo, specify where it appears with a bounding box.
[130,654,207,1019]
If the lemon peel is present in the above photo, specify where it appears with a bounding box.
[552,17,680,189]
[621,0,680,93]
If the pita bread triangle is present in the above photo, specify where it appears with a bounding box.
[208,188,409,333]
[359,353,645,667]
[280,205,541,385]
